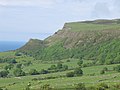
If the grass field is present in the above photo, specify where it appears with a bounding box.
[65,23,120,31]
[0,62,120,90]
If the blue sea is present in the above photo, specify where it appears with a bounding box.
[0,41,26,52]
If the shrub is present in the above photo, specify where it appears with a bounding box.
[15,52,22,56]
[4,64,14,70]
[66,72,74,77]
[57,63,63,69]
[75,83,86,90]
[66,60,70,62]
[74,67,83,76]
[77,60,83,67]
[86,86,96,90]
[0,70,9,78]
[40,84,52,90]
[0,88,3,90]
[29,69,39,75]
[49,65,57,70]
[113,83,120,89]
[100,70,105,74]
[97,83,109,90]
[103,67,108,71]
[25,86,30,90]
[40,69,49,74]
[16,63,22,68]
[13,68,25,77]
[8,59,17,64]
[62,65,68,71]
[114,65,120,72]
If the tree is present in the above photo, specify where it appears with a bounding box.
[74,67,83,76]
[13,68,25,77]
[75,83,86,90]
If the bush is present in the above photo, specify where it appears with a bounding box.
[86,86,96,90]
[66,72,74,77]
[62,65,68,71]
[57,63,63,69]
[49,65,57,70]
[113,83,120,89]
[0,88,3,90]
[16,63,22,68]
[75,83,86,90]
[8,59,17,64]
[40,84,52,90]
[66,60,70,62]
[13,68,25,77]
[77,60,83,66]
[114,65,120,72]
[103,67,108,71]
[40,69,49,74]
[74,67,83,76]
[0,70,9,78]
[29,69,39,75]
[15,52,22,56]
[100,70,105,74]
[4,64,14,70]
[25,86,30,90]
[97,83,109,90]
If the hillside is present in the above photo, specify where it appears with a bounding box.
[1,19,120,90]
[18,19,120,64]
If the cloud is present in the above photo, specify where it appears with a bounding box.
[0,0,56,8]
[92,2,111,18]
[114,0,120,11]
[0,0,85,7]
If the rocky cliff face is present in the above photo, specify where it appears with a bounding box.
[45,19,120,48]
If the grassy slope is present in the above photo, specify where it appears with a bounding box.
[65,22,120,31]
[17,19,120,62]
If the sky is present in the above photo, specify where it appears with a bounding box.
[0,0,120,42]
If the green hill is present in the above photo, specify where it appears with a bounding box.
[18,19,120,64]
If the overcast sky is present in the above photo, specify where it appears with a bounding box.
[0,0,120,41]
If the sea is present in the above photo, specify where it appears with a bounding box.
[0,41,26,52]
